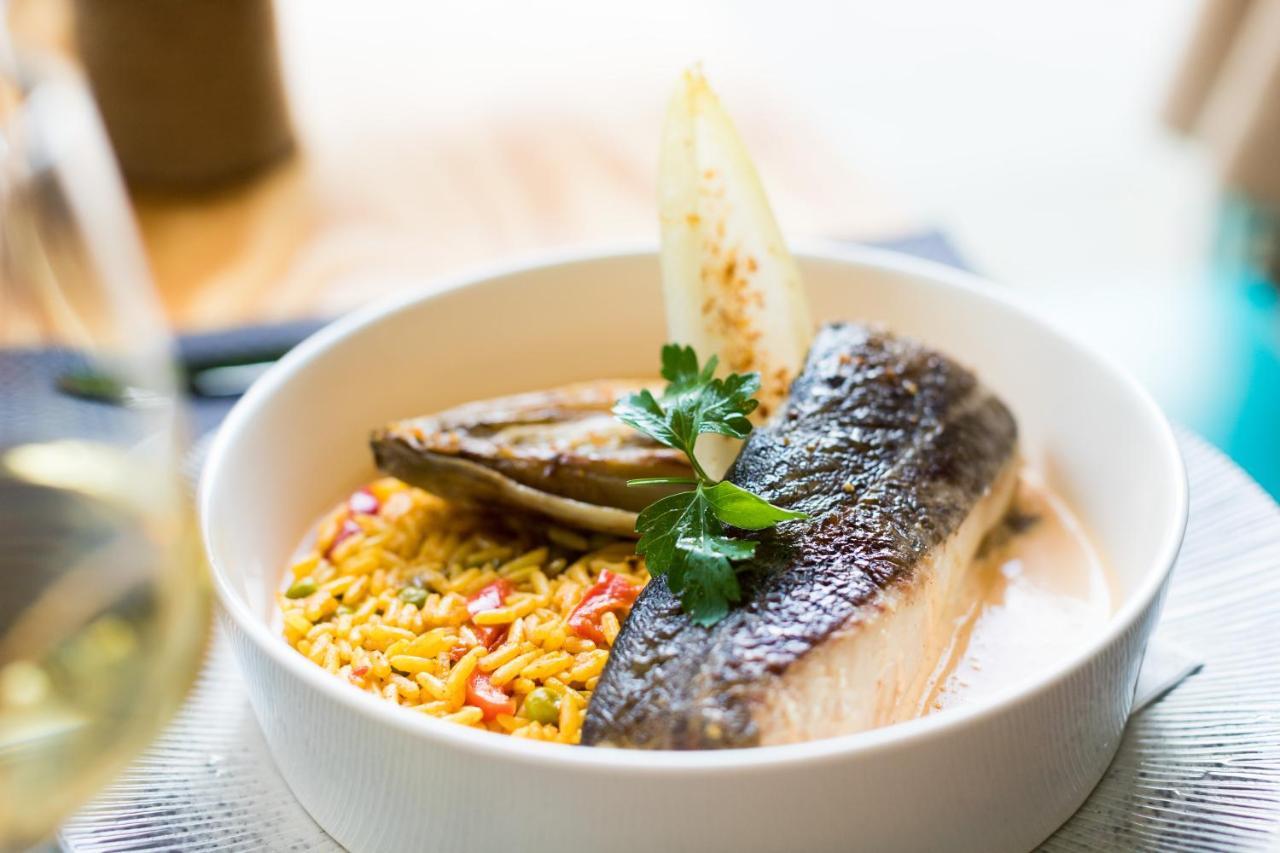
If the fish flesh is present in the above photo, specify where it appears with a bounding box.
[582,323,1018,748]
[371,381,693,536]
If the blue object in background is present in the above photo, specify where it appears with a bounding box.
[1181,196,1280,498]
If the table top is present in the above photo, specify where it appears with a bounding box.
[58,431,1280,852]
[4,0,907,341]
[130,104,901,332]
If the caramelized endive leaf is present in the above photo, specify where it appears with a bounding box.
[371,381,693,536]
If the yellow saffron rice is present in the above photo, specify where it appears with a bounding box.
[279,478,648,744]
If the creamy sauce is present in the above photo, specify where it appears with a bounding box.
[924,474,1115,713]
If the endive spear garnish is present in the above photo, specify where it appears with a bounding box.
[616,69,815,625]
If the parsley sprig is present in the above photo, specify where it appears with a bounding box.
[613,345,807,626]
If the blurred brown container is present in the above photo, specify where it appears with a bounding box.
[73,0,294,189]
[1164,0,1280,207]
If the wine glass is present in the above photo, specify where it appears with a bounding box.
[0,45,211,849]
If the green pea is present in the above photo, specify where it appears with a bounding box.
[522,687,561,724]
[285,578,317,599]
[399,586,428,607]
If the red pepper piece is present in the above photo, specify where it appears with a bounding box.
[567,570,639,644]
[325,518,361,559]
[348,662,371,685]
[466,671,516,720]
[466,579,515,651]
[467,579,513,617]
[456,622,506,655]
[348,487,380,515]
[474,625,508,650]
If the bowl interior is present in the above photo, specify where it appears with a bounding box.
[203,247,1183,697]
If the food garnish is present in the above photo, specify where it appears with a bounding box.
[466,671,516,721]
[466,579,514,649]
[566,570,641,643]
[659,68,813,441]
[614,344,806,626]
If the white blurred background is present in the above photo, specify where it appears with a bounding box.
[274,0,1213,415]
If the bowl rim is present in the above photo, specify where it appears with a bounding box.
[199,241,1188,773]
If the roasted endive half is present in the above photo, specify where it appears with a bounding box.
[371,69,815,533]
[371,381,691,536]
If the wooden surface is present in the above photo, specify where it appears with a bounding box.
[132,107,903,331]
[7,0,910,335]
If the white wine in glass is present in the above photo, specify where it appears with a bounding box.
[0,49,211,850]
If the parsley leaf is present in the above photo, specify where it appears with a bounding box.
[670,542,741,627]
[634,486,751,626]
[616,345,762,477]
[660,343,717,394]
[615,344,807,626]
[612,389,680,450]
[703,481,807,529]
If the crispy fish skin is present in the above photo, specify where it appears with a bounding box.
[581,323,1018,749]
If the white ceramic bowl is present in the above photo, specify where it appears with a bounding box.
[200,245,1186,853]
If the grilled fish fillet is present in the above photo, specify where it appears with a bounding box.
[582,323,1018,749]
